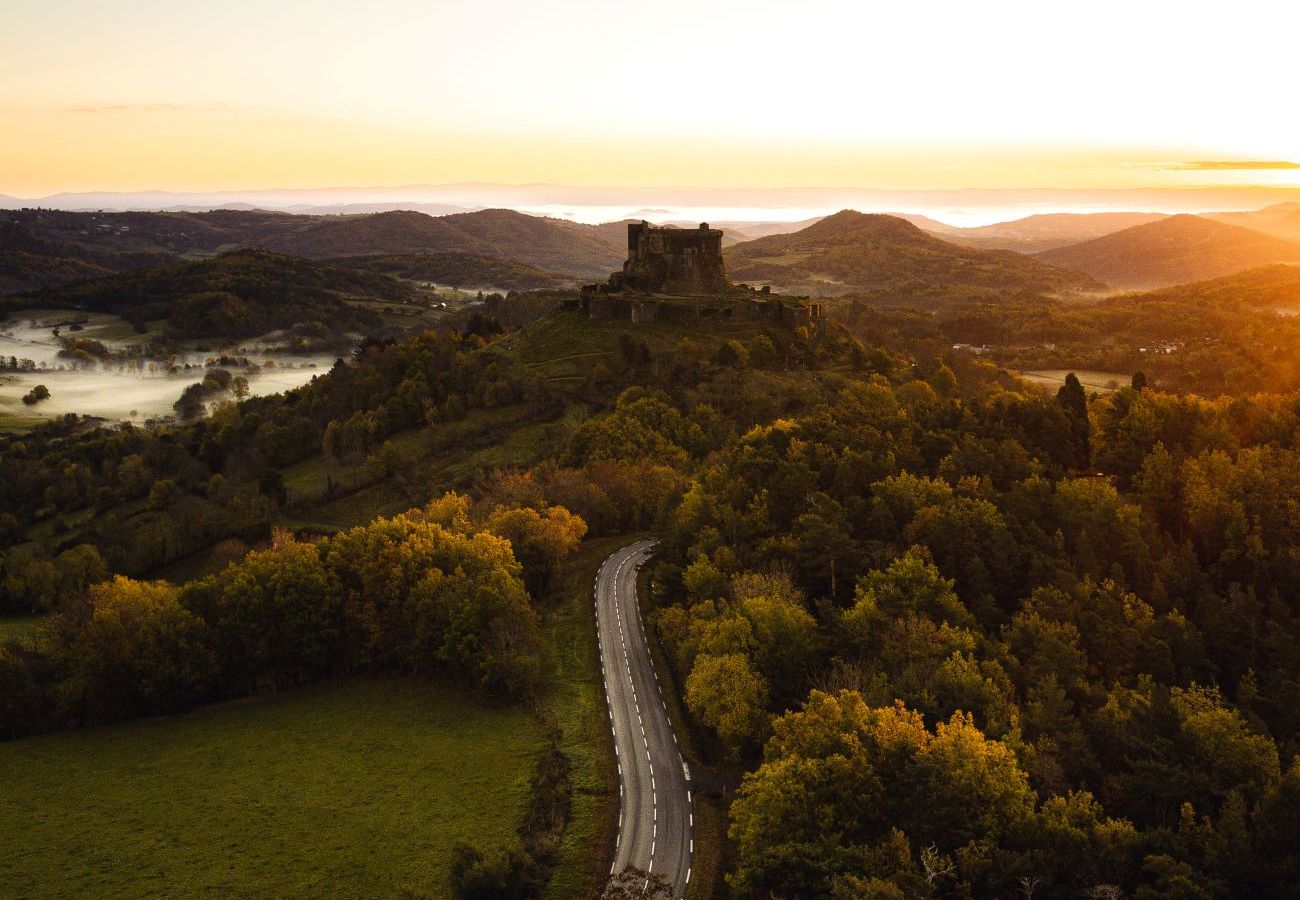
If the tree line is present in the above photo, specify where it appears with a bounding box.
[0,491,586,738]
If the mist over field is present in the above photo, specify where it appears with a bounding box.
[0,312,332,423]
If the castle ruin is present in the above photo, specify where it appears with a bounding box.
[580,220,821,328]
[595,222,731,296]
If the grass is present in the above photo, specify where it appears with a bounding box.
[0,614,44,646]
[0,678,547,899]
[488,309,769,388]
[276,402,586,533]
[539,536,632,900]
[0,410,46,433]
[688,797,731,900]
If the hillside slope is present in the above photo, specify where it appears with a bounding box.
[433,209,625,276]
[1207,203,1300,244]
[0,219,174,293]
[1,208,628,285]
[947,212,1169,252]
[331,251,572,291]
[18,248,399,338]
[248,209,624,277]
[724,210,1101,299]
[1037,214,1300,289]
[1113,263,1300,309]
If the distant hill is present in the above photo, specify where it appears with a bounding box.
[16,248,398,338]
[0,219,174,293]
[946,212,1169,252]
[0,221,116,293]
[1207,203,1300,244]
[0,207,628,286]
[723,210,1101,299]
[428,209,625,277]
[710,217,827,242]
[1036,214,1300,289]
[231,208,626,277]
[331,251,572,291]
[880,212,963,235]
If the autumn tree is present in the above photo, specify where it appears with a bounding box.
[56,576,214,724]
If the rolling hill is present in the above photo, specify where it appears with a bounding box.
[0,208,629,290]
[15,248,401,338]
[0,219,176,293]
[199,208,626,277]
[1036,214,1300,289]
[1207,202,1300,244]
[723,210,1102,300]
[427,209,625,276]
[946,212,1169,252]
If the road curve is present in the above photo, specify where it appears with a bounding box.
[595,540,693,898]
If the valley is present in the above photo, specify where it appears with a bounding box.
[5,198,1300,900]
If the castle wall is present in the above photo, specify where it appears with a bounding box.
[622,222,730,295]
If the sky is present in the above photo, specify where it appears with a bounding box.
[2,0,1298,199]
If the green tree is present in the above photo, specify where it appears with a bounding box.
[686,652,769,755]
[180,540,345,694]
[483,503,587,593]
[1056,372,1091,470]
[57,576,213,724]
[729,691,1036,899]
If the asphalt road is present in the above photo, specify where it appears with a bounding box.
[595,540,693,898]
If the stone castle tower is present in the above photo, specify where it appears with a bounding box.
[603,222,731,296]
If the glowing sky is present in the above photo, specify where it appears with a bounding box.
[2,0,1298,196]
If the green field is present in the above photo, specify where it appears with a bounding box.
[1019,368,1132,393]
[0,678,546,899]
[488,308,772,388]
[0,614,43,646]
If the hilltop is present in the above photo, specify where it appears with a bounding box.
[1036,214,1300,289]
[723,210,1101,300]
[15,248,400,338]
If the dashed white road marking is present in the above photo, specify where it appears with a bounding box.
[597,541,691,899]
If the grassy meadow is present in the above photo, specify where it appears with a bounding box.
[0,614,43,646]
[0,678,546,899]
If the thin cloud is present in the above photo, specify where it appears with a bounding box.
[66,102,228,114]
[1165,160,1300,171]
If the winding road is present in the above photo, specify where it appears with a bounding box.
[595,540,693,898]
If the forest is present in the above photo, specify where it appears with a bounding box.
[2,296,1299,899]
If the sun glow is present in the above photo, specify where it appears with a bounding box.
[1,0,1297,198]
